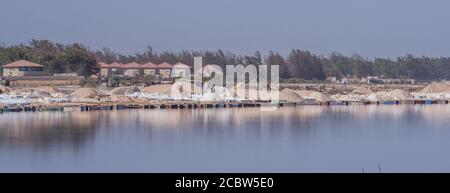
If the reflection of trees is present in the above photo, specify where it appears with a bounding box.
[118,107,326,140]
[0,111,100,153]
[2,105,444,155]
[324,105,450,122]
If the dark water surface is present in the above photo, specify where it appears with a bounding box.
[1,105,450,172]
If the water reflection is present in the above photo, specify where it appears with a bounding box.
[1,105,450,172]
[0,112,99,153]
[1,105,449,152]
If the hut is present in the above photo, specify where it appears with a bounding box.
[2,60,45,77]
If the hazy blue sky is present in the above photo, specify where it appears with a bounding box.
[1,0,449,58]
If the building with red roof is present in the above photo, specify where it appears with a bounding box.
[99,62,190,78]
[172,62,192,77]
[2,60,46,77]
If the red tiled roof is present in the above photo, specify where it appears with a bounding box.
[125,62,143,68]
[98,62,124,68]
[3,60,44,68]
[99,62,163,69]
[98,62,180,69]
[142,62,158,68]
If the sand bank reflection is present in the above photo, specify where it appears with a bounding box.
[0,105,448,154]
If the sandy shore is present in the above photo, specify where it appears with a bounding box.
[2,82,450,113]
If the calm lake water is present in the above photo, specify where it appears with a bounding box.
[1,105,450,172]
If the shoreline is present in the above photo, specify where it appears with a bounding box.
[2,82,450,114]
[0,99,448,113]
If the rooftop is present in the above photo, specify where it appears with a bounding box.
[99,62,179,69]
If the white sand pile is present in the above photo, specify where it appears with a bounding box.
[202,92,224,101]
[232,88,260,100]
[201,86,235,100]
[71,87,99,99]
[0,85,11,94]
[366,92,385,102]
[291,90,329,102]
[110,86,140,95]
[352,86,372,94]
[367,89,412,101]
[334,94,352,101]
[331,94,365,102]
[110,94,135,103]
[141,84,173,95]
[420,82,450,93]
[231,82,258,91]
[232,82,246,90]
[133,97,150,103]
[10,88,51,97]
[279,89,303,102]
[171,81,203,97]
[226,82,260,100]
[229,82,258,92]
[389,89,412,101]
[34,86,60,94]
[142,83,205,99]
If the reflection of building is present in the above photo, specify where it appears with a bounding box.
[99,62,192,78]
[2,60,46,77]
[0,111,99,152]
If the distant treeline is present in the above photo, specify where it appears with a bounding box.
[1,39,450,80]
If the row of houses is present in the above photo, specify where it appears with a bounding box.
[98,62,191,78]
[0,60,194,78]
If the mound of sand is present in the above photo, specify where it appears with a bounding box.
[420,82,450,93]
[71,88,99,99]
[172,81,203,97]
[133,97,150,103]
[34,86,60,94]
[232,88,260,100]
[279,89,303,102]
[0,85,11,94]
[10,88,51,97]
[231,82,258,91]
[290,90,329,102]
[352,86,372,94]
[141,84,173,95]
[367,89,412,101]
[110,94,135,103]
[110,86,140,95]
[334,94,353,101]
[389,89,412,101]
[366,92,384,102]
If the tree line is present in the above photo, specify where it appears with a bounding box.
[1,39,450,80]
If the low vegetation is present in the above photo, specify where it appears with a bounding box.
[2,39,450,81]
